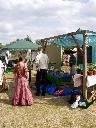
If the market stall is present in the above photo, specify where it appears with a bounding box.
[40,29,96,103]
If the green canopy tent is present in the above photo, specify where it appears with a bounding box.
[4,40,41,50]
[4,40,41,84]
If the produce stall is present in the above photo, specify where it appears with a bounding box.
[47,70,72,85]
[40,29,96,103]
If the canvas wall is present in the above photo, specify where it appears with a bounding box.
[45,44,61,68]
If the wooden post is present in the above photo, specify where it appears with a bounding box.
[61,45,63,61]
[83,32,88,99]
[44,40,47,51]
[41,39,47,51]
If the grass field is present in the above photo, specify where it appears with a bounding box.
[0,71,96,128]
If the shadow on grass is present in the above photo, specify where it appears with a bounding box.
[1,73,72,109]
[33,93,71,109]
[30,78,71,108]
[0,99,11,105]
[0,81,14,105]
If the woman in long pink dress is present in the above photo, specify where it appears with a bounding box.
[12,56,33,106]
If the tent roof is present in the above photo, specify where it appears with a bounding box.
[41,29,96,47]
[4,40,41,50]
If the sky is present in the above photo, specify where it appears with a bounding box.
[0,0,96,44]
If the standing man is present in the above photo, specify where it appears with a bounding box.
[35,48,49,96]
[69,50,76,75]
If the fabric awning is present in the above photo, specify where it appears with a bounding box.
[5,40,41,50]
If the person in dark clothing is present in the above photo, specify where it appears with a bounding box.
[69,51,76,75]
[35,48,49,96]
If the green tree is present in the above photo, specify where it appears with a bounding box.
[24,35,32,42]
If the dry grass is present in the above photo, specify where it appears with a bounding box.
[0,71,96,128]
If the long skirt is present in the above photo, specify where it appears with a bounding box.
[12,76,33,106]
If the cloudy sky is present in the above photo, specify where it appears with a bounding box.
[0,0,96,44]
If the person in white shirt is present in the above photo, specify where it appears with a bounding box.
[35,48,49,96]
[0,58,5,91]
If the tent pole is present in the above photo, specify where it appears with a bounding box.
[41,40,47,50]
[61,45,63,61]
[44,40,47,50]
[83,32,88,99]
